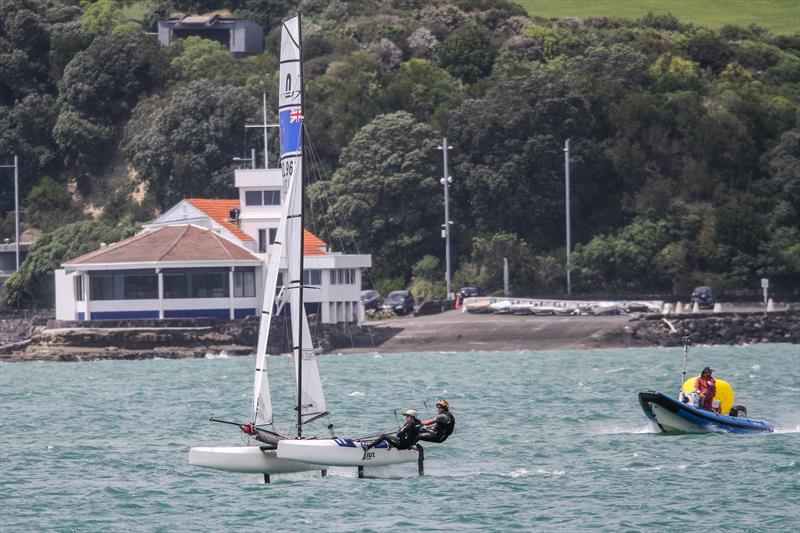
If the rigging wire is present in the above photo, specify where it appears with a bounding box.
[305,133,378,349]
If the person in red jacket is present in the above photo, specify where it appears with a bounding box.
[694,367,717,411]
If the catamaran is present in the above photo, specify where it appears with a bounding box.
[188,15,422,481]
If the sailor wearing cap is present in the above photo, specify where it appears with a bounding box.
[361,409,421,458]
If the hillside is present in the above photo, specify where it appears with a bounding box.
[519,0,800,35]
[1,0,799,309]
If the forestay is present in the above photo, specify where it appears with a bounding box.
[280,16,327,425]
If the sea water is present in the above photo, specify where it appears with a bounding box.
[1,344,798,532]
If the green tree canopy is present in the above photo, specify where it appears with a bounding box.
[1,219,138,308]
[309,111,441,281]
[125,81,258,209]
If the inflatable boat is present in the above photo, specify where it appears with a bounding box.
[638,391,774,434]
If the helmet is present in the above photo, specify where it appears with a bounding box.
[436,400,449,410]
[403,409,417,417]
[702,367,713,374]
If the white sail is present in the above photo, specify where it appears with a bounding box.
[251,164,299,426]
[280,15,328,424]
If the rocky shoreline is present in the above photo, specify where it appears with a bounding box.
[0,309,797,362]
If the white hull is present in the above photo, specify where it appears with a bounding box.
[277,439,419,467]
[188,445,323,474]
[649,404,707,433]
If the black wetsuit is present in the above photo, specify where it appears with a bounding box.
[365,417,421,451]
[419,410,455,443]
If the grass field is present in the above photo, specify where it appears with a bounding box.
[517,0,800,35]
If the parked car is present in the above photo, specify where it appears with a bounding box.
[382,290,414,315]
[360,289,383,311]
[458,286,480,299]
[691,286,715,309]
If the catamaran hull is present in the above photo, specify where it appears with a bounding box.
[638,391,774,434]
[188,446,322,474]
[277,439,419,467]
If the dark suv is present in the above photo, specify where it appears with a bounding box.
[458,286,480,299]
[360,290,383,311]
[691,286,715,309]
[382,290,414,315]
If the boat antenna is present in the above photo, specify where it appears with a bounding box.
[680,335,690,393]
[296,11,306,439]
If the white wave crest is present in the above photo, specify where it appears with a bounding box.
[348,391,365,397]
[205,352,230,359]
[509,468,528,478]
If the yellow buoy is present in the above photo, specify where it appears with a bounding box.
[682,377,734,414]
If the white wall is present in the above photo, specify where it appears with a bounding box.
[54,269,74,320]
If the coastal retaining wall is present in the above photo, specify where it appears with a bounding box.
[0,309,53,344]
[629,311,800,346]
[0,314,386,361]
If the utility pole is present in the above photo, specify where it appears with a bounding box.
[0,156,19,270]
[503,257,509,297]
[564,139,572,296]
[438,138,453,298]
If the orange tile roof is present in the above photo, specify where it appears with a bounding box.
[187,198,328,255]
[66,225,259,265]
[304,231,327,256]
[187,199,252,241]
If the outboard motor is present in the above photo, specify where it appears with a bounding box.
[729,405,748,418]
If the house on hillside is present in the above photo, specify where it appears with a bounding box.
[157,12,263,55]
[54,166,370,324]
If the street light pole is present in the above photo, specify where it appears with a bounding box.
[564,139,571,296]
[438,138,453,298]
[1,155,19,270]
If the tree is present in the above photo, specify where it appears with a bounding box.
[436,24,494,84]
[310,111,441,281]
[1,219,138,308]
[24,176,84,233]
[125,81,258,209]
[58,26,168,121]
[448,69,615,250]
[384,58,463,130]
[80,0,121,35]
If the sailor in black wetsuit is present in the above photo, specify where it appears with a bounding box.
[362,409,421,457]
[419,399,455,443]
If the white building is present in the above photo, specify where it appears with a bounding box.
[54,166,370,324]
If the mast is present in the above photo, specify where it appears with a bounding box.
[296,12,305,438]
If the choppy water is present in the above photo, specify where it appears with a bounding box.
[2,344,799,532]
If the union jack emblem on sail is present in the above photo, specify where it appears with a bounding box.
[289,108,303,123]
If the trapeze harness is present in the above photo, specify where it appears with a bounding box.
[421,411,455,443]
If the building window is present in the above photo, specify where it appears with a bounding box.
[163,268,230,299]
[245,190,281,206]
[245,191,262,206]
[89,270,158,300]
[269,228,277,244]
[258,229,267,253]
[234,268,256,297]
[328,269,355,285]
[303,269,321,286]
[75,275,84,301]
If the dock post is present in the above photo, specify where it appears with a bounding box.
[321,469,327,477]
[357,465,364,478]
[264,474,270,484]
[417,445,424,476]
